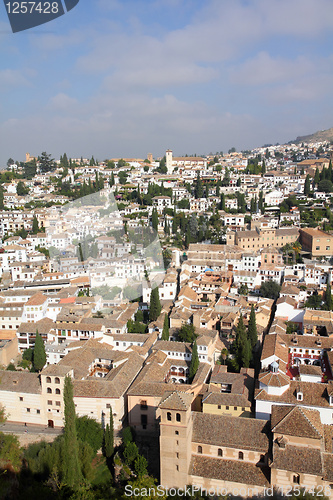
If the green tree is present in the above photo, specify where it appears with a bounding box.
[122,426,133,446]
[178,323,197,343]
[32,215,39,234]
[304,174,311,196]
[63,375,82,488]
[247,305,258,349]
[39,152,55,173]
[234,314,251,369]
[259,280,281,300]
[16,180,29,196]
[134,455,148,478]
[149,287,161,321]
[326,282,332,311]
[161,314,169,340]
[318,179,333,193]
[104,410,114,458]
[76,415,103,455]
[194,172,203,199]
[123,442,139,465]
[151,208,159,232]
[33,331,46,372]
[189,341,199,379]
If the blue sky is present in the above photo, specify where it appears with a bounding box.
[1,0,333,165]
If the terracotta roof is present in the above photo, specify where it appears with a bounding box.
[0,370,41,394]
[256,380,332,408]
[271,406,323,440]
[26,292,48,306]
[192,413,270,452]
[272,444,322,476]
[259,372,290,388]
[190,456,270,487]
[159,391,193,410]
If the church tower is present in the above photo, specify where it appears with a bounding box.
[166,149,173,174]
[157,391,194,489]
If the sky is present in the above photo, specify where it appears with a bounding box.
[1,0,333,165]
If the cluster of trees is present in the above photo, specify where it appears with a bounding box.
[305,283,332,311]
[230,306,258,371]
[21,331,46,372]
[311,160,333,193]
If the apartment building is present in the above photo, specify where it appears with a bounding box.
[299,228,333,258]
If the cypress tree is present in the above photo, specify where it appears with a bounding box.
[313,168,320,186]
[219,192,225,211]
[304,174,311,196]
[149,287,161,321]
[161,314,169,340]
[234,314,251,370]
[194,172,203,199]
[247,305,258,349]
[33,331,46,372]
[189,341,199,379]
[326,282,332,311]
[152,208,158,232]
[261,159,266,175]
[32,215,39,234]
[63,375,82,488]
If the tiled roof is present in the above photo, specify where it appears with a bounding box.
[255,380,332,408]
[0,370,41,394]
[272,444,322,476]
[271,406,323,439]
[26,292,48,306]
[190,456,270,487]
[159,391,193,410]
[192,413,270,452]
[259,372,290,388]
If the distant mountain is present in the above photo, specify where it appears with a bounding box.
[290,127,333,144]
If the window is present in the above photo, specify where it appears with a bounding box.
[176,413,181,422]
[55,377,60,384]
[55,388,60,395]
[167,412,172,421]
[175,430,179,435]
[176,452,179,458]
[140,400,148,410]
[26,408,30,412]
[218,405,221,409]
[293,475,300,485]
[46,376,51,383]
[234,407,237,411]
[176,465,179,471]
[36,409,40,414]
[218,448,223,457]
[47,388,52,394]
[141,414,147,429]
[197,446,202,454]
[226,406,229,410]
[55,401,61,407]
[239,452,244,460]
[19,397,23,401]
[47,400,52,405]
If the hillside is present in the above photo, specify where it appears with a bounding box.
[291,126,333,144]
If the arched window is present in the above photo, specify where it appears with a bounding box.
[46,376,51,383]
[55,377,60,384]
[197,446,202,454]
[176,413,181,422]
[55,388,60,395]
[167,412,172,421]
[238,451,244,460]
[47,387,52,393]
[218,448,223,457]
